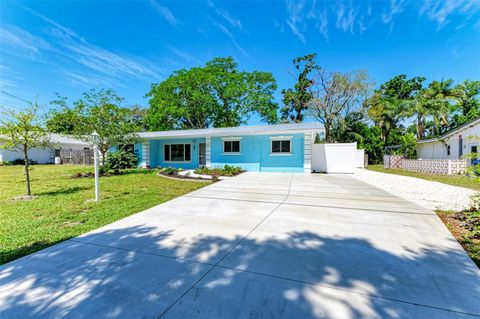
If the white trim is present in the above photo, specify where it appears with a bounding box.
[205,137,211,168]
[270,135,293,140]
[221,136,242,141]
[222,153,242,156]
[163,143,192,163]
[269,153,292,156]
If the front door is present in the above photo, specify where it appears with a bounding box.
[199,143,206,166]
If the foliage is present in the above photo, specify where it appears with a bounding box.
[309,69,372,142]
[48,89,142,166]
[194,165,243,176]
[421,79,465,137]
[281,53,318,122]
[105,150,138,173]
[145,57,278,130]
[449,80,480,129]
[10,158,38,165]
[0,165,206,264]
[392,132,417,159]
[365,75,424,143]
[0,102,51,196]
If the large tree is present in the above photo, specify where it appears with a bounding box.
[422,79,465,137]
[308,69,371,142]
[365,75,424,142]
[145,57,278,130]
[48,89,141,165]
[0,102,50,196]
[449,80,480,129]
[281,53,319,122]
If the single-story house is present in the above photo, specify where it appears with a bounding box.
[135,122,324,173]
[0,133,91,164]
[417,117,480,162]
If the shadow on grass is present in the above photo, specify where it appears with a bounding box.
[36,186,90,196]
[0,224,479,318]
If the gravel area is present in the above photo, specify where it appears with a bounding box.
[354,168,477,212]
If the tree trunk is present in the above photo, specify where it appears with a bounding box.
[416,113,425,140]
[23,145,31,196]
[100,149,107,167]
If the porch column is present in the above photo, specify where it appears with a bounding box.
[141,141,150,168]
[206,136,211,168]
[304,131,312,173]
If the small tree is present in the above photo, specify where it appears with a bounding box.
[0,102,50,196]
[49,89,141,166]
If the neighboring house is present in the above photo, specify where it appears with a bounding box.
[416,117,480,163]
[136,122,323,173]
[0,133,91,164]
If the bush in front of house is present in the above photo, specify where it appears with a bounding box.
[9,158,38,165]
[105,150,138,173]
[194,165,243,176]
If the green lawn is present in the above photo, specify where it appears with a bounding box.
[367,164,480,191]
[0,165,207,265]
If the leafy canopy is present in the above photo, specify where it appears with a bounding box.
[145,57,278,130]
[47,89,141,164]
[281,53,318,122]
[0,102,51,195]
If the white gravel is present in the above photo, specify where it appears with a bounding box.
[353,168,477,212]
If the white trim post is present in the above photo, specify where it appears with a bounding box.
[304,131,312,173]
[141,141,150,168]
[206,136,211,168]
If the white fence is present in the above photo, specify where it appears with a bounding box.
[384,155,467,175]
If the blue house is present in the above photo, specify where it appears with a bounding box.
[135,122,323,173]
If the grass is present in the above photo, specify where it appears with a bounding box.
[367,164,480,191]
[0,165,208,265]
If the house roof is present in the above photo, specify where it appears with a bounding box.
[417,117,480,144]
[48,133,90,146]
[139,122,324,139]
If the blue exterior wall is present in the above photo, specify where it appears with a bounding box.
[210,133,304,172]
[149,138,206,169]
[142,133,305,172]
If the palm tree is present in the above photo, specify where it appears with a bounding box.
[365,93,406,143]
[422,79,465,137]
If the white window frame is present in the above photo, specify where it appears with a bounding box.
[270,136,292,156]
[164,143,192,163]
[222,137,242,155]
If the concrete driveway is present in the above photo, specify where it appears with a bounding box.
[1,173,479,318]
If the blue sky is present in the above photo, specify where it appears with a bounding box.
[1,0,479,124]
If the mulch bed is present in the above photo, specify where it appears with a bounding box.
[438,210,480,268]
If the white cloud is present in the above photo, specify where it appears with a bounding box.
[167,45,199,64]
[208,1,243,31]
[336,3,356,34]
[211,21,247,56]
[286,0,307,43]
[8,5,163,88]
[420,0,480,29]
[0,25,51,60]
[149,0,178,27]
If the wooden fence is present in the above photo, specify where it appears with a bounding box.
[60,149,94,165]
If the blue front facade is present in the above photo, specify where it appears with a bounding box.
[210,134,304,172]
[142,133,305,173]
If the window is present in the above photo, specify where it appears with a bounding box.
[164,144,191,162]
[223,140,240,153]
[447,145,451,156]
[271,139,291,154]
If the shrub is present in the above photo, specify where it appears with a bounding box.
[194,165,243,176]
[0,160,12,166]
[10,158,37,165]
[105,150,138,173]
